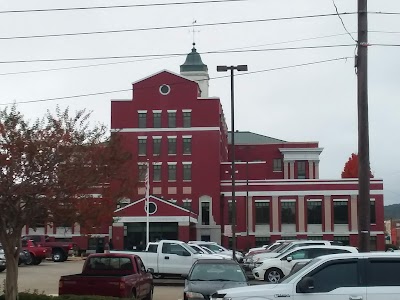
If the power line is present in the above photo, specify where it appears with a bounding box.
[0,56,351,106]
[0,12,357,40]
[331,0,357,42]
[0,44,355,64]
[0,0,254,14]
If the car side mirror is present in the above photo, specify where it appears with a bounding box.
[298,277,315,293]
[147,268,154,274]
[286,256,293,262]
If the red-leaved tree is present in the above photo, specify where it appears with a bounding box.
[341,153,374,178]
[0,106,137,300]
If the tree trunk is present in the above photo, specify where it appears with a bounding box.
[0,231,20,300]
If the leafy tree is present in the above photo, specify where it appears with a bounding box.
[341,153,374,178]
[0,106,136,300]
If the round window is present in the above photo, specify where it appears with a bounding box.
[159,84,171,95]
[144,202,157,215]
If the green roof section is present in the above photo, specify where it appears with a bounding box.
[227,131,286,145]
[180,43,208,73]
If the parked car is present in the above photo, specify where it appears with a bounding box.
[59,253,153,299]
[0,246,5,272]
[250,240,343,268]
[212,252,400,300]
[111,240,222,278]
[246,240,290,256]
[283,261,309,279]
[21,238,51,265]
[22,234,76,262]
[189,241,244,262]
[252,245,358,282]
[184,259,249,300]
[188,244,231,260]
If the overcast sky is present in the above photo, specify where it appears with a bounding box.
[0,0,399,205]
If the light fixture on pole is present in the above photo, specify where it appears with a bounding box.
[217,64,248,261]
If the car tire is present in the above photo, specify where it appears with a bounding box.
[32,258,42,265]
[264,268,284,283]
[24,253,33,265]
[52,250,64,262]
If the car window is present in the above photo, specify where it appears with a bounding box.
[147,244,158,253]
[303,261,358,293]
[21,240,28,247]
[367,259,400,286]
[190,263,246,282]
[162,243,190,256]
[87,257,135,272]
[286,249,309,260]
[135,257,146,272]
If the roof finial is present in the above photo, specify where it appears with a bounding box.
[191,19,200,47]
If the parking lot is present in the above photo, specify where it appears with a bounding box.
[0,259,182,300]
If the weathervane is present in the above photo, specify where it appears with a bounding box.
[190,19,200,45]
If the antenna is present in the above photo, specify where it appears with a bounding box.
[190,19,200,45]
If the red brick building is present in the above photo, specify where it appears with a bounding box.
[23,45,385,252]
[109,45,385,251]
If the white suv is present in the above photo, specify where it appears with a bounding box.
[251,240,341,267]
[252,245,358,282]
[213,252,400,300]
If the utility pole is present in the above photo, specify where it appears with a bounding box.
[357,0,370,252]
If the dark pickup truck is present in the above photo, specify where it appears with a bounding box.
[59,253,154,300]
[22,235,76,262]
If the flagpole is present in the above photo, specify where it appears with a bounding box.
[146,160,150,246]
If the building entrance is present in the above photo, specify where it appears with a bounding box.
[124,222,178,250]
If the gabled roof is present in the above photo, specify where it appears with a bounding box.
[114,195,197,218]
[227,131,286,145]
[131,69,197,86]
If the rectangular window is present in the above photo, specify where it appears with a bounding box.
[371,201,376,224]
[281,201,296,224]
[168,111,176,128]
[273,159,282,171]
[367,259,400,286]
[153,112,161,128]
[183,138,192,155]
[138,164,147,182]
[333,235,350,246]
[255,202,270,225]
[183,164,192,181]
[183,201,192,211]
[307,201,322,224]
[183,111,191,128]
[201,202,210,225]
[255,237,270,247]
[307,236,323,240]
[370,236,377,251]
[228,202,233,224]
[168,164,176,181]
[138,112,147,128]
[153,138,161,155]
[152,165,161,181]
[333,201,349,224]
[297,161,306,179]
[168,137,177,154]
[138,139,147,155]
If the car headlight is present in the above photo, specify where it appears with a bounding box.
[212,293,231,300]
[185,292,204,299]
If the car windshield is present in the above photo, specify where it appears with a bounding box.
[190,245,204,254]
[200,247,214,254]
[184,244,197,254]
[274,242,291,253]
[190,263,246,282]
[268,243,281,251]
[280,258,321,283]
[202,244,225,252]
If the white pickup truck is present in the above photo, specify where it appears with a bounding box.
[111,240,222,278]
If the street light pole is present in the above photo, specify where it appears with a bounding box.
[217,64,248,261]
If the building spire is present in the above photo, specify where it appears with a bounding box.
[191,19,199,45]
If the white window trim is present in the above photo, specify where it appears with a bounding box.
[333,199,349,202]
[182,162,192,165]
[182,135,192,139]
[307,199,323,202]
[183,199,192,202]
[280,199,296,202]
[153,162,162,165]
[182,109,192,113]
[255,199,270,203]
[137,162,147,166]
[138,136,148,140]
[168,162,177,165]
[138,110,147,113]
[152,110,162,113]
[167,110,177,113]
[167,136,177,139]
[152,136,162,139]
